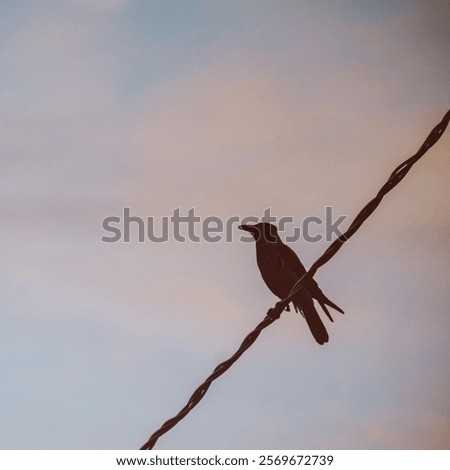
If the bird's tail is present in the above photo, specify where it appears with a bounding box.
[307,281,345,322]
[294,289,329,345]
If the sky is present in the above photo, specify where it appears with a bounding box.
[1,0,449,450]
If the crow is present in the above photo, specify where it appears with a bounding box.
[239,222,344,345]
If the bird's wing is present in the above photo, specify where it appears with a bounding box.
[256,242,303,314]
[278,241,344,321]
[277,242,307,277]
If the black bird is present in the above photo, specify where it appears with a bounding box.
[239,222,344,345]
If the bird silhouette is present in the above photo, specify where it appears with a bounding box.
[239,222,344,345]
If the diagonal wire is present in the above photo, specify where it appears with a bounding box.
[140,109,450,450]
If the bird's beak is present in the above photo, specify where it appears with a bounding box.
[239,224,259,239]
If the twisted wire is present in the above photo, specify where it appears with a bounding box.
[140,109,450,450]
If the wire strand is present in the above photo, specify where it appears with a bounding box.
[140,109,450,450]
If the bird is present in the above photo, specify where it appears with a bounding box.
[239,222,344,345]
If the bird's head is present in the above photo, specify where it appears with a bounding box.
[238,222,279,243]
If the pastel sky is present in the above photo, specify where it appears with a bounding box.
[1,0,449,450]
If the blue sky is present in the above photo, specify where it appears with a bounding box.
[1,1,449,449]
